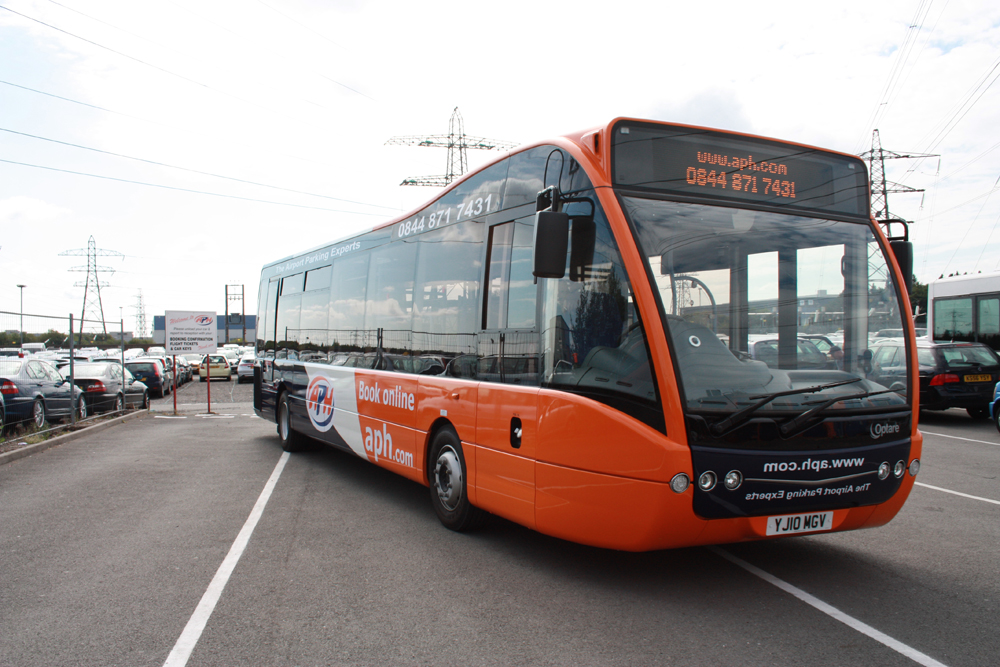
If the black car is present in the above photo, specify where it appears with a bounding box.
[0,357,85,428]
[125,359,171,398]
[61,362,147,413]
[868,340,1000,418]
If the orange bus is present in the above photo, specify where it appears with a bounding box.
[253,118,922,551]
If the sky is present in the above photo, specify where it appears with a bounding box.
[2,0,1000,338]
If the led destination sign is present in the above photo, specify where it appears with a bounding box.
[611,122,869,218]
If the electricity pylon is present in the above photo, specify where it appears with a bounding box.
[134,289,148,339]
[59,236,124,335]
[386,107,517,187]
[859,129,937,241]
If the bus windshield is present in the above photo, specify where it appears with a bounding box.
[622,198,910,417]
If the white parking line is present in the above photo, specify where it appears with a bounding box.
[162,451,290,667]
[915,482,1000,506]
[710,547,948,667]
[920,431,1000,447]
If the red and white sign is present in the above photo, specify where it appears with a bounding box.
[165,310,218,355]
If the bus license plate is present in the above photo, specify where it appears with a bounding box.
[765,511,834,536]
[964,374,992,383]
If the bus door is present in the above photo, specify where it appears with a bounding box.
[475,216,541,528]
[256,277,280,411]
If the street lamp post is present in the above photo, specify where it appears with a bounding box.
[16,284,26,348]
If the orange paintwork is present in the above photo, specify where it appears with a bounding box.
[319,118,921,552]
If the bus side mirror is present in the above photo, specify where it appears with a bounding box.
[889,240,913,295]
[533,210,569,279]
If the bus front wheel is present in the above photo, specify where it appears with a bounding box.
[277,392,304,452]
[429,427,486,532]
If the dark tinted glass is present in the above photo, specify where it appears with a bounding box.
[411,221,483,356]
[612,121,869,218]
[934,297,973,342]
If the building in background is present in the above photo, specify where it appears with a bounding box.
[152,315,256,345]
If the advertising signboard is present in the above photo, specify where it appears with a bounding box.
[165,311,218,355]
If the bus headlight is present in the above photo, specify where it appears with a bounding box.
[670,473,690,494]
[878,462,890,480]
[698,471,718,492]
[724,470,742,490]
[893,460,906,478]
[909,459,921,476]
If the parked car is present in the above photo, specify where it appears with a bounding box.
[122,368,150,409]
[125,358,171,398]
[868,339,1000,418]
[140,356,176,392]
[0,357,86,428]
[218,347,240,372]
[199,354,232,381]
[174,357,193,384]
[61,362,130,413]
[748,338,831,370]
[236,352,255,383]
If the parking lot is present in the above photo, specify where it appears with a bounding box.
[0,396,997,666]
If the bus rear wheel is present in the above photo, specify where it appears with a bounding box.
[277,392,304,452]
[429,427,486,532]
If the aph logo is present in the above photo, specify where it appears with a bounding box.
[194,316,213,326]
[306,376,335,432]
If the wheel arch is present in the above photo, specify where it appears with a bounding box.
[422,417,460,486]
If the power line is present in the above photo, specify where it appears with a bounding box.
[0,78,339,170]
[0,126,398,211]
[0,4,330,130]
[166,0,374,102]
[854,0,934,153]
[0,158,389,216]
[253,0,347,52]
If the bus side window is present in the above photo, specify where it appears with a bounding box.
[411,220,483,359]
[365,240,417,352]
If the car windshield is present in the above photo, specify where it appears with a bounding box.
[623,198,910,415]
[127,363,156,373]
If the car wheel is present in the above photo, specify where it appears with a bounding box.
[115,394,124,412]
[200,376,206,382]
[428,427,487,532]
[994,403,1000,434]
[967,406,989,420]
[32,398,46,429]
[77,397,87,420]
[277,392,304,452]
[140,391,148,409]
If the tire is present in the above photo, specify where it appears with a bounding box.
[994,404,1000,434]
[32,398,46,429]
[277,392,304,452]
[77,397,87,420]
[140,391,148,409]
[967,406,989,420]
[428,427,487,532]
[114,394,125,413]
[200,376,206,382]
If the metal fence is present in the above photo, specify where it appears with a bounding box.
[0,310,132,349]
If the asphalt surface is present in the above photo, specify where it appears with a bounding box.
[0,378,997,666]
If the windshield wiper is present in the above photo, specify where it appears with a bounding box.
[708,377,863,438]
[778,388,896,437]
